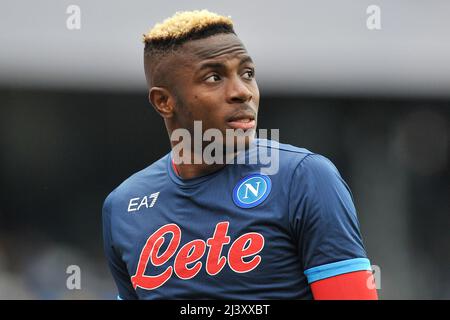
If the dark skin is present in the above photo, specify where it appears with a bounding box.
[146,33,260,179]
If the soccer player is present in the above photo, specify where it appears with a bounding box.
[102,10,378,300]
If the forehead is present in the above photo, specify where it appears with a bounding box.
[176,33,250,67]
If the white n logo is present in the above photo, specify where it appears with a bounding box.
[243,182,261,199]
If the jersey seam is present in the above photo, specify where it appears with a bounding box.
[287,153,317,246]
[256,140,313,156]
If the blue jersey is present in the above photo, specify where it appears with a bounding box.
[102,139,372,299]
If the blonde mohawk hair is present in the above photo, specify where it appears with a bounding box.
[143,10,234,45]
[143,10,236,87]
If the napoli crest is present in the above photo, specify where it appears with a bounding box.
[232,174,272,209]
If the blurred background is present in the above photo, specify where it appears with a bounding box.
[0,0,448,299]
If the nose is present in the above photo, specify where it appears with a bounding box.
[226,75,253,104]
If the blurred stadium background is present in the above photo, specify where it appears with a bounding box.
[0,0,448,299]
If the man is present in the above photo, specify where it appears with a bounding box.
[102,10,378,300]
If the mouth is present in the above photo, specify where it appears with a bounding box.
[226,112,256,130]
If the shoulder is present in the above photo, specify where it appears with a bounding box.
[254,139,344,194]
[254,139,337,175]
[255,138,313,158]
[285,148,350,205]
[102,153,170,212]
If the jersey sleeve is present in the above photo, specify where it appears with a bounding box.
[288,154,373,284]
[102,192,138,300]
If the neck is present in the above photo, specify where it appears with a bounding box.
[172,158,228,180]
[167,122,254,179]
[170,143,242,179]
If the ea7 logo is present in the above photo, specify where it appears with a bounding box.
[128,192,160,213]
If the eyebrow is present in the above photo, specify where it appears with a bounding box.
[197,56,254,72]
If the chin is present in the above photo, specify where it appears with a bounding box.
[226,129,256,152]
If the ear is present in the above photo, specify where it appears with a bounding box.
[148,87,175,118]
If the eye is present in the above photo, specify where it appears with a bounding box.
[205,74,221,83]
[242,69,255,80]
